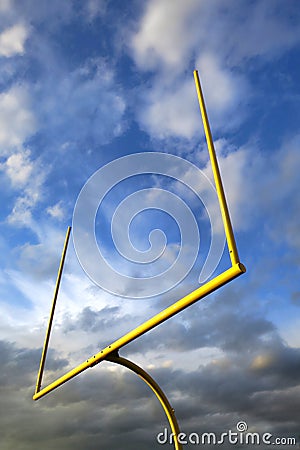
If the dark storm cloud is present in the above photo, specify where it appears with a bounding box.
[60,280,282,380]
[144,341,300,436]
[1,314,299,450]
[0,339,68,387]
[0,339,170,450]
[61,304,136,350]
[16,274,297,449]
[62,305,121,334]
[123,283,277,357]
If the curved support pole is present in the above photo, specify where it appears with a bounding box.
[106,353,182,450]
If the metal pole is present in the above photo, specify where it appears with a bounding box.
[106,353,183,450]
[193,70,240,265]
[35,226,71,394]
[33,262,245,400]
[33,71,246,401]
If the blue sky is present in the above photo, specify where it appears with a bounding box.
[0,1,300,449]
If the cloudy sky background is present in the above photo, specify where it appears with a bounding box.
[1,0,300,448]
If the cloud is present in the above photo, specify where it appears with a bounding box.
[196,53,249,128]
[0,343,165,450]
[0,23,29,57]
[124,285,277,358]
[2,269,299,448]
[0,0,11,12]
[2,244,299,449]
[188,132,300,247]
[0,85,36,153]
[0,339,68,388]
[134,54,249,140]
[0,49,126,235]
[131,0,199,71]
[131,0,300,71]
[137,77,199,140]
[46,201,65,221]
[2,149,33,187]
[34,57,126,148]
[1,148,47,229]
[7,196,35,227]
[128,0,300,141]
[205,142,253,233]
[62,305,121,334]
[128,1,251,140]
[250,346,300,385]
[17,241,64,282]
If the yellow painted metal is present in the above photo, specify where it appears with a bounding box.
[34,226,71,395]
[193,70,240,265]
[33,70,246,402]
[106,354,182,450]
[33,262,245,400]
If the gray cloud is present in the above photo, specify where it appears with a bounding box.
[0,340,68,388]
[0,339,171,450]
[120,282,276,357]
[1,300,300,450]
[62,305,121,334]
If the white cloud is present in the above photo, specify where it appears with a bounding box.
[179,138,261,234]
[131,0,300,71]
[138,78,199,139]
[0,23,28,57]
[0,86,36,153]
[196,53,248,119]
[131,0,199,71]
[2,149,46,229]
[197,133,300,251]
[8,194,36,228]
[213,143,255,232]
[46,201,65,221]
[3,150,33,187]
[135,52,249,140]
[129,0,251,140]
[129,0,299,141]
[7,235,126,349]
[0,83,44,230]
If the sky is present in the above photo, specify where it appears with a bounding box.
[0,0,300,449]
